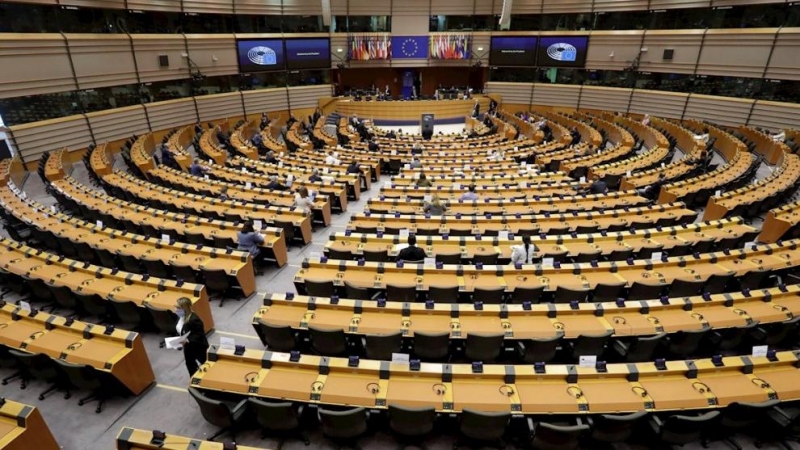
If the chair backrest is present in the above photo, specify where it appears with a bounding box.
[49,284,78,309]
[305,278,335,297]
[9,349,57,380]
[256,319,297,351]
[248,398,301,431]
[590,411,647,443]
[572,331,613,357]
[109,298,142,325]
[319,407,368,440]
[553,286,589,304]
[472,253,499,265]
[531,422,590,450]
[362,249,389,262]
[592,282,626,302]
[144,304,179,335]
[520,335,562,363]
[53,358,101,390]
[464,333,504,362]
[141,257,172,279]
[669,278,704,297]
[627,281,663,301]
[202,268,231,292]
[386,284,417,302]
[472,286,505,304]
[388,405,435,437]
[171,262,200,284]
[309,326,347,356]
[659,411,720,445]
[365,332,403,360]
[667,329,709,358]
[344,281,371,300]
[188,387,235,428]
[427,285,459,302]
[413,331,450,360]
[625,333,666,362]
[511,286,545,304]
[459,409,510,441]
[327,248,354,260]
[434,252,461,264]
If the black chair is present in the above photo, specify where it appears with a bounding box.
[184,231,209,246]
[611,333,666,362]
[704,273,734,294]
[668,278,705,297]
[527,419,589,450]
[713,400,781,449]
[464,333,504,363]
[327,248,354,260]
[592,282,627,302]
[48,284,80,312]
[750,315,800,347]
[108,298,143,328]
[22,276,54,307]
[8,349,67,399]
[74,292,109,319]
[472,287,505,304]
[666,329,709,359]
[412,332,450,361]
[627,281,664,301]
[364,332,403,360]
[95,248,121,270]
[304,278,336,297]
[363,249,389,262]
[187,387,248,441]
[309,326,348,356]
[472,253,499,265]
[144,303,178,337]
[510,286,545,304]
[254,319,299,351]
[607,248,633,261]
[553,286,590,304]
[344,281,372,300]
[247,398,309,446]
[386,283,417,302]
[649,411,719,447]
[388,405,436,450]
[171,262,202,284]
[203,268,240,306]
[435,252,461,265]
[567,331,613,359]
[739,269,769,290]
[454,409,510,449]
[319,406,369,450]
[572,250,602,263]
[516,335,563,363]
[710,321,759,352]
[54,359,111,413]
[140,257,172,279]
[587,411,648,445]
[72,241,98,265]
[118,253,143,274]
[427,285,459,303]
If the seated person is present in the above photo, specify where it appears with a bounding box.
[771,129,786,143]
[410,157,423,169]
[347,160,367,189]
[459,185,479,201]
[509,235,536,265]
[570,127,581,146]
[308,169,323,183]
[325,151,341,165]
[638,172,667,200]
[237,220,265,263]
[265,175,287,191]
[386,130,396,139]
[218,186,229,201]
[189,159,210,176]
[415,173,432,188]
[368,140,380,152]
[263,151,278,164]
[423,194,446,216]
[694,127,710,145]
[396,235,427,262]
[411,143,424,155]
[588,178,608,194]
[160,144,178,169]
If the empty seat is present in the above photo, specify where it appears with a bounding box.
[304,278,336,297]
[386,283,416,302]
[412,332,450,361]
[364,331,403,360]
[510,286,545,304]
[553,286,590,304]
[516,335,563,363]
[627,281,663,301]
[464,333,504,363]
[309,326,348,356]
[472,286,505,304]
[427,285,459,303]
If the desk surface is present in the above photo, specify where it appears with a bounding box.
[0,303,155,395]
[0,399,59,450]
[115,427,268,450]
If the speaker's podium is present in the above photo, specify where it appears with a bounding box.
[421,113,434,140]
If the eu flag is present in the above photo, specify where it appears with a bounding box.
[391,36,429,59]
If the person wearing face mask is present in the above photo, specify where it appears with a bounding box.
[176,297,209,376]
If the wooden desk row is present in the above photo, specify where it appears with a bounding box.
[148,165,333,227]
[0,303,155,395]
[199,124,231,166]
[559,143,634,176]
[231,156,362,200]
[0,399,59,450]
[116,427,267,450]
[102,170,313,245]
[0,237,215,334]
[0,184,257,297]
[48,176,288,267]
[588,115,670,180]
[294,238,800,294]
[760,200,800,244]
[533,143,594,168]
[387,171,572,187]
[544,111,604,148]
[738,125,790,166]
[255,283,799,340]
[704,152,800,221]
[378,180,588,201]
[398,163,530,178]
[326,218,757,261]
[280,151,377,185]
[131,133,190,175]
[660,148,755,205]
[347,202,698,235]
[190,346,800,414]
[365,191,650,216]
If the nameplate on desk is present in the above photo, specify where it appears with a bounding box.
[219,337,236,351]
[578,355,596,368]
[752,345,768,358]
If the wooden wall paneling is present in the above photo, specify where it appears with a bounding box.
[0,34,77,98]
[330,0,348,15]
[85,105,150,144]
[242,88,289,120]
[185,35,239,77]
[628,89,688,119]
[347,0,392,15]
[713,0,786,6]
[125,0,182,12]
[508,0,543,14]
[638,30,703,75]
[330,34,350,67]
[765,28,800,81]
[9,114,92,163]
[66,34,139,89]
[540,0,593,14]
[471,34,491,66]
[593,0,649,12]
[340,68,399,91]
[647,0,711,10]
[391,0,430,16]
[144,97,198,131]
[485,82,534,105]
[683,94,754,127]
[696,29,774,78]
[288,85,332,110]
[281,0,323,15]
[132,35,188,84]
[182,0,234,14]
[748,100,800,131]
[233,0,282,15]
[474,0,494,15]
[0,0,57,4]
[531,83,581,109]
[61,0,125,9]
[195,91,245,123]
[579,86,633,113]
[430,0,471,15]
[585,31,644,71]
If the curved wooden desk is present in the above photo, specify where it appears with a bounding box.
[589,115,670,180]
[116,427,268,450]
[232,156,362,200]
[0,399,59,450]
[660,148,755,205]
[378,181,588,201]
[0,303,155,395]
[387,171,571,187]
[334,97,490,121]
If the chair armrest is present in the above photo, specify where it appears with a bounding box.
[612,339,629,357]
[231,399,249,420]
[585,416,594,427]
[526,417,536,439]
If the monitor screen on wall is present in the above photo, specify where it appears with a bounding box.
[285,38,331,70]
[536,36,589,68]
[236,39,286,73]
[489,36,538,67]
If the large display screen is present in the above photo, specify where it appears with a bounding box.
[536,36,589,68]
[489,36,538,67]
[285,38,331,70]
[236,39,285,73]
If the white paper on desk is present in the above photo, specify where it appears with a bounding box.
[499,231,510,240]
[391,150,397,155]
[715,190,721,197]
[309,251,322,260]
[392,353,410,364]
[413,172,420,180]
[323,168,329,174]
[220,337,236,351]
[287,174,294,182]
[96,220,103,228]
[278,162,284,168]
[161,234,171,244]
[520,161,527,167]
[254,220,262,229]
[651,252,662,261]
[423,195,432,202]
[453,183,461,190]
[19,301,31,312]
[395,243,409,252]
[50,206,57,214]
[242,167,247,173]
[627,171,631,177]
[579,176,586,183]
[744,241,756,251]
[322,176,334,183]
[661,163,665,168]
[752,345,768,357]
[424,257,436,267]
[246,182,252,189]
[204,175,209,180]
[403,164,411,170]
[578,355,596,368]
[399,229,409,238]
[542,257,554,267]
[165,332,190,350]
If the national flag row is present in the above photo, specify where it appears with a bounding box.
[348,35,472,60]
